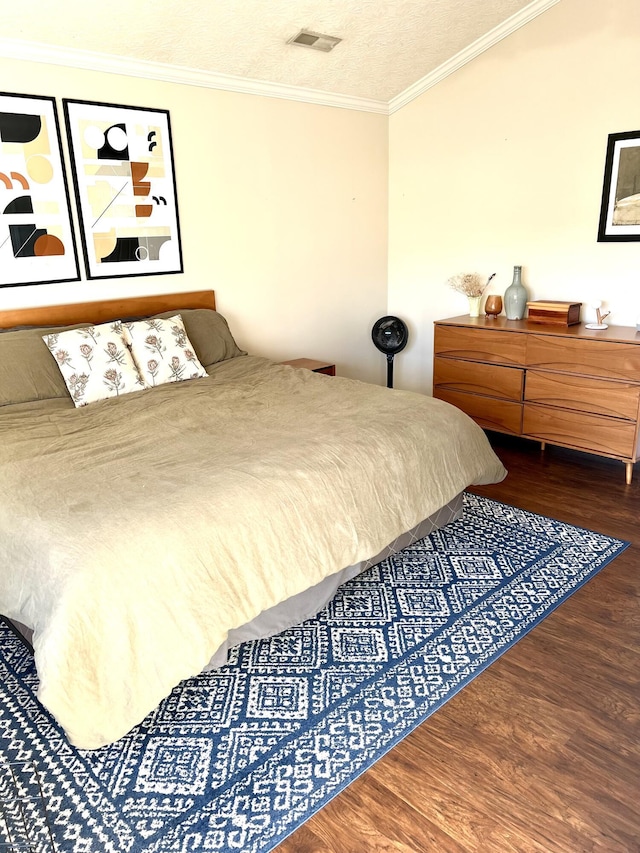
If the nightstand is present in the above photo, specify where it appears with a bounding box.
[280,358,336,376]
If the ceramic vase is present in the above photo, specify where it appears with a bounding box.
[504,265,528,320]
[467,296,482,317]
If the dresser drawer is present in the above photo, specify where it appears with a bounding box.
[525,371,640,421]
[434,357,524,402]
[523,404,638,458]
[526,334,640,382]
[435,325,526,366]
[434,389,523,435]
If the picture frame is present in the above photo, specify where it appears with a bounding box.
[0,91,80,288]
[597,129,640,242]
[63,98,183,279]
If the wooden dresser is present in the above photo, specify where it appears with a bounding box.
[433,316,640,483]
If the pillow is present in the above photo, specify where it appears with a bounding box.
[0,307,243,409]
[42,321,145,407]
[0,325,86,407]
[123,314,208,387]
[149,308,246,367]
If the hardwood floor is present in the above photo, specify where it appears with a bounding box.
[275,435,640,853]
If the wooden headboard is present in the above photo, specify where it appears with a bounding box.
[0,290,216,330]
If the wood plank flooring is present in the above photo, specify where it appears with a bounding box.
[275,435,640,853]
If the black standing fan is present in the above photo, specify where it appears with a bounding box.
[371,316,408,388]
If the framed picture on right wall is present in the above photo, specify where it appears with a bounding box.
[597,129,640,242]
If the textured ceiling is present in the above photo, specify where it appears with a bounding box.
[3,0,549,104]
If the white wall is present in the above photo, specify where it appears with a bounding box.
[389,0,640,394]
[0,58,389,383]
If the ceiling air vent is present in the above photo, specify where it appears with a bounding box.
[287,29,342,52]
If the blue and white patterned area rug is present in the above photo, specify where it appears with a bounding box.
[0,494,628,853]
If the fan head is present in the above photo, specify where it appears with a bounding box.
[371,316,408,355]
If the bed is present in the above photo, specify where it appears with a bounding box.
[0,290,506,750]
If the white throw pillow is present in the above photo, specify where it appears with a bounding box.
[123,314,207,387]
[43,321,145,407]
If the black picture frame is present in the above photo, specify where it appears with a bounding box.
[0,91,80,287]
[63,98,183,279]
[597,130,640,242]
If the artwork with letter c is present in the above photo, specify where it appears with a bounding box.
[0,91,80,287]
[63,99,183,279]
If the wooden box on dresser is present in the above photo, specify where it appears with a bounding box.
[433,315,640,484]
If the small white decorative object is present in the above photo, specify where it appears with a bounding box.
[585,301,610,330]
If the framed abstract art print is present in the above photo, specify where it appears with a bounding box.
[0,91,80,287]
[63,98,183,279]
[597,129,640,242]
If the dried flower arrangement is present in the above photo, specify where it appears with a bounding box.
[447,272,495,298]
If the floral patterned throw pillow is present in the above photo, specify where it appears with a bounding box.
[122,314,207,387]
[42,321,145,407]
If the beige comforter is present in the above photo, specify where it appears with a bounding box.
[0,355,505,749]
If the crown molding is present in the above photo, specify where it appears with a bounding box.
[0,38,389,115]
[0,0,559,118]
[388,0,562,114]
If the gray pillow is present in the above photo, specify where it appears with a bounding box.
[0,323,89,407]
